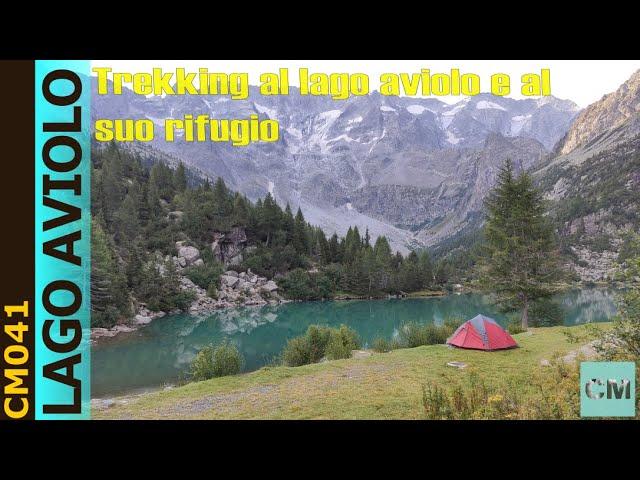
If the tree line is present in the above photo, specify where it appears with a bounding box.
[90,143,452,327]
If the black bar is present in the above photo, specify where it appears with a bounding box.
[0,60,35,420]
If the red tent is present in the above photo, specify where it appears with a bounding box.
[446,314,518,351]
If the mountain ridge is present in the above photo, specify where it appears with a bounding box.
[93,79,579,253]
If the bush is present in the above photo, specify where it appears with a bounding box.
[398,322,452,348]
[281,336,313,367]
[281,324,359,366]
[424,324,451,344]
[185,262,224,289]
[507,321,525,335]
[326,325,360,360]
[422,358,587,420]
[325,337,353,360]
[422,371,524,420]
[530,299,565,327]
[443,317,464,330]
[282,325,332,366]
[190,341,244,381]
[372,337,393,353]
[306,325,333,362]
[207,282,218,299]
[371,337,403,352]
[398,322,430,348]
[171,290,196,311]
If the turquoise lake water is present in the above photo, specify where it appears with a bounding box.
[92,288,619,398]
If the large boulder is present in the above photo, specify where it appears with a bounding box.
[263,280,279,292]
[134,314,153,325]
[220,274,240,288]
[177,245,200,266]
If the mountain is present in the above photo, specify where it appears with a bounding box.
[92,79,579,253]
[559,70,640,155]
[532,70,640,281]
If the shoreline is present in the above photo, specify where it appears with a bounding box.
[90,282,621,345]
[92,324,612,419]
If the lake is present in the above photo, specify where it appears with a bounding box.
[92,288,619,398]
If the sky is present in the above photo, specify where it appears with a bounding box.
[92,60,640,108]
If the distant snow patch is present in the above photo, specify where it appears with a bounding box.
[254,103,278,119]
[329,134,354,143]
[445,130,461,145]
[406,105,430,115]
[441,100,468,128]
[319,110,341,121]
[268,181,275,195]
[346,202,353,211]
[380,106,396,112]
[348,116,363,124]
[476,100,507,111]
[309,110,342,153]
[216,98,230,103]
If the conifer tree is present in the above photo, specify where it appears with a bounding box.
[478,159,563,329]
[174,161,187,192]
[283,203,295,242]
[293,207,308,254]
[91,219,130,327]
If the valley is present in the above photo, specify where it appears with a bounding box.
[91,69,640,281]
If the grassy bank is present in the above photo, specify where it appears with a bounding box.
[94,324,608,420]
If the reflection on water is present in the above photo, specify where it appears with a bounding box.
[557,288,618,324]
[92,288,619,398]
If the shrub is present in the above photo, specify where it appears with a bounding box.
[420,356,582,420]
[325,337,353,360]
[507,321,525,335]
[398,322,452,348]
[281,336,313,367]
[530,299,565,327]
[443,317,464,330]
[170,290,196,311]
[281,325,359,366]
[185,262,224,289]
[190,341,244,381]
[422,371,519,420]
[372,337,392,353]
[424,324,451,344]
[306,325,332,361]
[399,322,430,348]
[326,325,360,360]
[207,282,218,299]
[210,341,244,377]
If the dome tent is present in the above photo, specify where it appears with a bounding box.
[446,314,518,351]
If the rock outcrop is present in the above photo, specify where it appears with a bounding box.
[176,241,201,267]
[211,227,247,266]
[91,241,285,342]
[560,69,640,155]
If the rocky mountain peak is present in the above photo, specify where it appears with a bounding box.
[560,69,640,154]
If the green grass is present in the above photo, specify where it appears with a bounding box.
[93,324,608,420]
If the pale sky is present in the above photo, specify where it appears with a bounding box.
[92,60,640,108]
